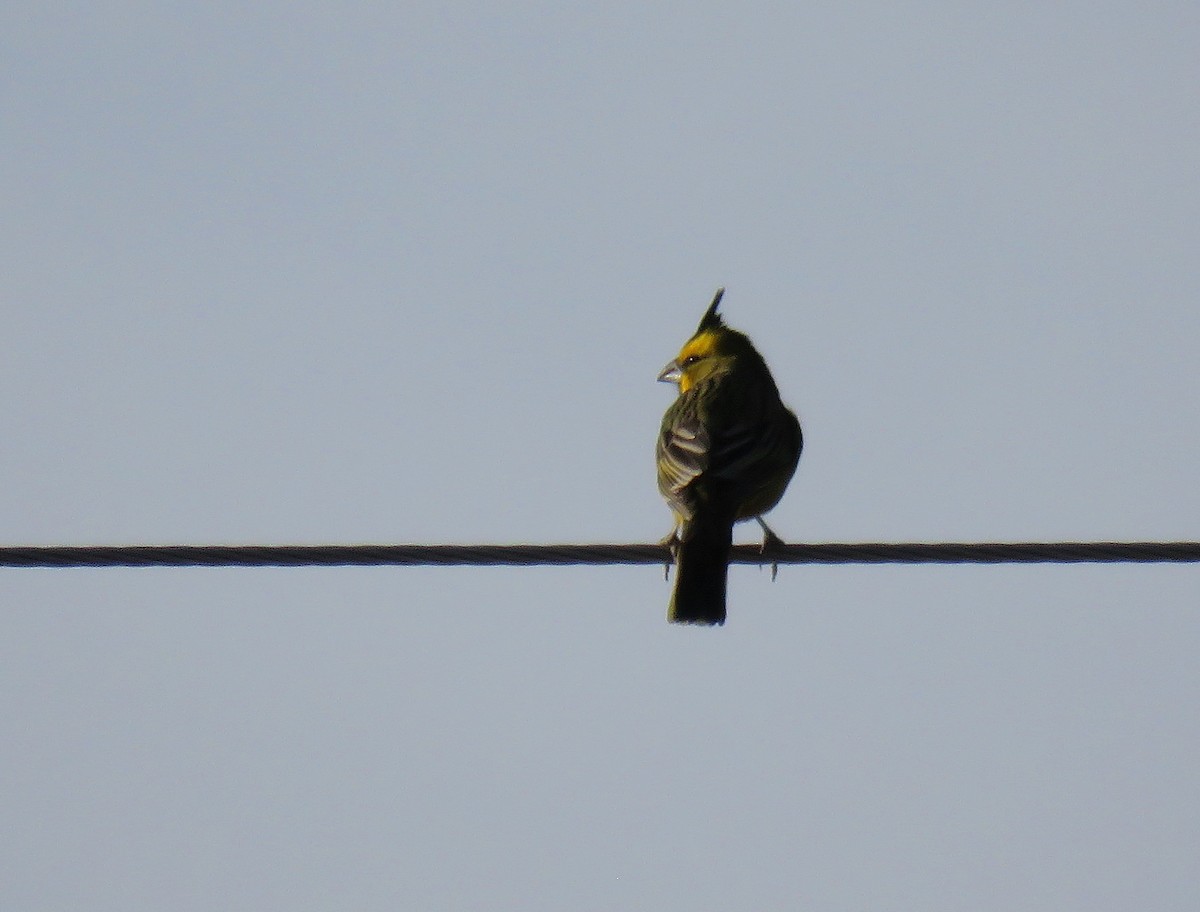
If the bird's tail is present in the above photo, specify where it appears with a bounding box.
[668,517,733,626]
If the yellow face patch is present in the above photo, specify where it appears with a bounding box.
[676,330,723,393]
[678,330,720,361]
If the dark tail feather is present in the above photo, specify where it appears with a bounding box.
[668,519,732,626]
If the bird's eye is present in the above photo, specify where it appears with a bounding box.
[682,355,701,367]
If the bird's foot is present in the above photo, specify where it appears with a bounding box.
[659,529,680,581]
[756,517,786,581]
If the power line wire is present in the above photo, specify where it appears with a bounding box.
[2,541,1199,569]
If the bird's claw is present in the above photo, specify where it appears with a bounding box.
[659,530,680,581]
[756,518,785,581]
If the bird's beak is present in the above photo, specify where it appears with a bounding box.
[658,359,682,384]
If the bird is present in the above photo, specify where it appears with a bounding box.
[656,288,803,625]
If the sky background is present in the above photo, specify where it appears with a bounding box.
[3,2,1198,909]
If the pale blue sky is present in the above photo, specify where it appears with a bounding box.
[3,3,1198,909]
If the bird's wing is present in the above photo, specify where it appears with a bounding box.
[657,397,709,519]
[659,399,768,507]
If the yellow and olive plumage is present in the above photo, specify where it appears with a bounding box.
[656,288,802,625]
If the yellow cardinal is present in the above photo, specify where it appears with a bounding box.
[657,288,802,625]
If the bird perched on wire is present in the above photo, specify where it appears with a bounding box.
[656,288,803,626]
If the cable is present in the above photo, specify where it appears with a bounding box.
[2,541,1199,568]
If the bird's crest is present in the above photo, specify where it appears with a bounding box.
[694,287,726,334]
